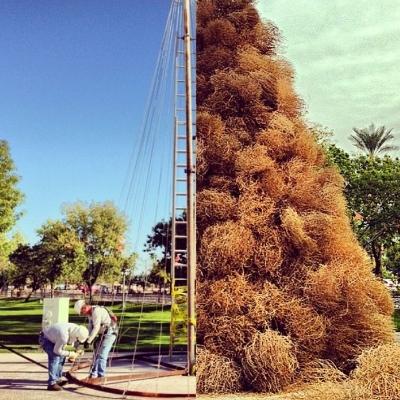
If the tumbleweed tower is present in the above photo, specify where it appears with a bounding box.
[196,0,394,394]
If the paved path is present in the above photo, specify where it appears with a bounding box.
[2,337,400,400]
[0,352,194,400]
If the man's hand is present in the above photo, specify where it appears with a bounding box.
[68,351,78,362]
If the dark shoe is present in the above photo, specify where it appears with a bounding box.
[57,379,68,387]
[47,383,63,391]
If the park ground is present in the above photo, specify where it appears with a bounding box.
[0,298,173,352]
[0,351,195,400]
[0,298,399,352]
[0,298,189,400]
[0,299,399,399]
[0,351,123,400]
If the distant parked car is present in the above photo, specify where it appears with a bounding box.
[54,283,67,290]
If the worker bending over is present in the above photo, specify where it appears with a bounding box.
[74,300,118,380]
[39,323,88,391]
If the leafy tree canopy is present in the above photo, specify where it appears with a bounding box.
[9,243,48,300]
[0,232,24,289]
[145,214,186,285]
[0,141,23,234]
[37,219,86,286]
[328,144,400,276]
[0,141,24,269]
[63,202,129,293]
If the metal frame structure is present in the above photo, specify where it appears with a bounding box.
[169,0,196,375]
[2,1,196,398]
[183,0,196,376]
[66,354,195,398]
[65,0,197,395]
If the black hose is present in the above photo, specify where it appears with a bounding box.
[0,342,48,370]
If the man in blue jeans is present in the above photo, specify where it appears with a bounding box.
[74,300,118,380]
[40,323,89,391]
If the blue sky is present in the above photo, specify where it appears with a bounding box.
[0,0,175,249]
[4,0,399,252]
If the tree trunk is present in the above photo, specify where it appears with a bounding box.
[371,242,382,277]
[24,290,32,302]
[50,282,54,298]
[88,284,93,303]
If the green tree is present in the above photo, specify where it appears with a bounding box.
[385,240,400,278]
[9,244,48,301]
[63,202,128,301]
[0,141,24,282]
[326,144,354,180]
[350,124,399,157]
[329,145,400,276]
[37,220,85,296]
[145,219,172,277]
[145,214,187,286]
[121,252,138,281]
[0,141,24,235]
[0,232,24,291]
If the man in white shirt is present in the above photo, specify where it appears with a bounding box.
[74,300,118,379]
[40,323,88,391]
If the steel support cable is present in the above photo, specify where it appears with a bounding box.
[94,1,178,396]
[155,20,178,371]
[151,5,182,388]
[110,98,163,361]
[68,3,195,395]
[148,141,173,396]
[120,26,170,210]
[72,0,177,388]
[120,2,181,398]
[111,131,159,363]
[122,35,172,238]
[114,102,174,374]
[94,105,170,393]
[122,0,176,360]
[67,2,188,397]
[153,144,174,387]
[121,0,178,214]
[67,1,184,397]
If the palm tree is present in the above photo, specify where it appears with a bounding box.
[349,124,399,157]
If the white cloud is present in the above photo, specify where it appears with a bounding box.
[257,1,400,153]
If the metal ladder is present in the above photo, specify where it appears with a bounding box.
[169,8,196,357]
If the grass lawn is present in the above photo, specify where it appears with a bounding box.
[0,298,177,352]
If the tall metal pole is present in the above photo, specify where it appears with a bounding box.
[183,0,196,376]
[122,270,126,310]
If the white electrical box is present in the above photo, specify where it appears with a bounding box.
[42,298,70,328]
